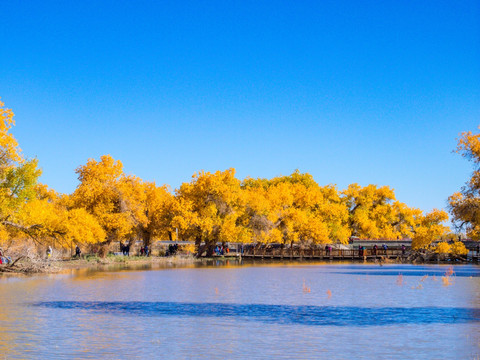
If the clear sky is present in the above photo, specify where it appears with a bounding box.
[1,0,479,212]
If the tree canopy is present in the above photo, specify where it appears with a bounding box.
[448,129,480,239]
[0,99,456,256]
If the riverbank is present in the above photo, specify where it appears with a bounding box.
[60,254,200,270]
[0,254,201,274]
[1,251,475,275]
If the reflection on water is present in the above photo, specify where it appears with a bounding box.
[0,262,479,359]
[33,301,480,326]
[327,264,480,277]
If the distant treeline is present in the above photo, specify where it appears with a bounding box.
[0,99,477,257]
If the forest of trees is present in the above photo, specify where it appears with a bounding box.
[0,99,476,258]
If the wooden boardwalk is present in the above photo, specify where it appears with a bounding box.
[241,254,401,261]
[221,249,407,261]
[213,248,480,262]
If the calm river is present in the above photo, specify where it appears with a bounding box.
[1,261,480,359]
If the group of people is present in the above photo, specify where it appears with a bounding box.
[139,245,150,256]
[46,245,82,259]
[214,245,229,256]
[364,244,388,256]
[166,243,178,256]
[367,244,407,256]
[76,242,150,258]
[119,242,131,256]
[324,245,333,254]
[323,244,407,257]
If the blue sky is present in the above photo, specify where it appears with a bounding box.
[1,0,479,212]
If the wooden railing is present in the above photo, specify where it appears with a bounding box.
[236,247,407,259]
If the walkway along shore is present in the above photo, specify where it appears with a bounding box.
[1,239,479,274]
[204,240,479,264]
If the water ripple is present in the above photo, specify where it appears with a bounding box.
[32,301,480,327]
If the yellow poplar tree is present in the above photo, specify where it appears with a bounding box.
[343,184,398,239]
[134,181,180,246]
[342,184,425,240]
[0,100,44,245]
[176,169,248,257]
[71,155,140,254]
[10,184,105,250]
[411,209,449,249]
[313,185,351,243]
[241,172,347,254]
[448,128,480,239]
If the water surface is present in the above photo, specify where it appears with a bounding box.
[1,262,479,359]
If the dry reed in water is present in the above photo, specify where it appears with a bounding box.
[302,279,311,293]
[442,276,453,286]
[396,274,404,286]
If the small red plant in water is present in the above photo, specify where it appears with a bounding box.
[396,274,404,286]
[445,266,454,277]
[302,279,311,293]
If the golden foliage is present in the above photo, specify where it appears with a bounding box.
[242,173,350,246]
[450,241,468,256]
[71,155,138,242]
[0,99,458,255]
[432,241,467,256]
[175,169,247,249]
[411,209,449,250]
[0,99,22,168]
[434,242,451,254]
[16,197,105,248]
[448,128,480,239]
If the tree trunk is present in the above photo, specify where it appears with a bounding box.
[143,230,152,247]
[196,244,207,258]
[205,241,215,257]
[97,233,116,258]
[194,236,201,255]
[195,236,206,258]
[195,238,216,258]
